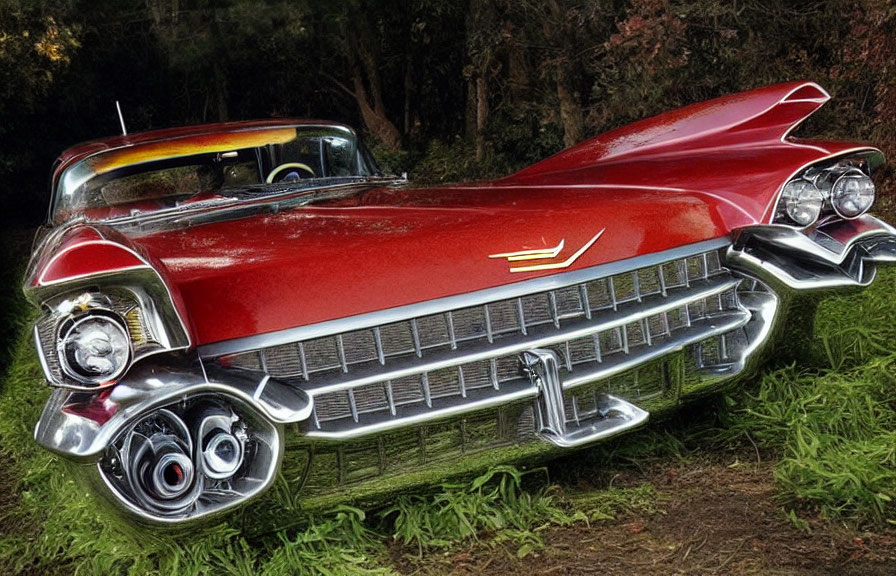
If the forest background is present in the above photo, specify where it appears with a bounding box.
[2,0,895,225]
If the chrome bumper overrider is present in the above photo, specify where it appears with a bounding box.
[33,217,896,523]
[727,215,896,289]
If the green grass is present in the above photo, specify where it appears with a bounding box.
[717,268,896,526]
[383,466,584,558]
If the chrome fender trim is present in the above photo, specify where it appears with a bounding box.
[726,215,896,289]
[34,358,312,461]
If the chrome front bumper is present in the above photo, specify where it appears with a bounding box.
[34,215,896,523]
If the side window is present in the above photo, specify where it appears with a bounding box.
[323,137,357,176]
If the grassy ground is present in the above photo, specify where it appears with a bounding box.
[2,232,896,574]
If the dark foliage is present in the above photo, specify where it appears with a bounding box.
[1,0,894,222]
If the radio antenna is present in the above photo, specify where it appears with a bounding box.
[115,100,128,136]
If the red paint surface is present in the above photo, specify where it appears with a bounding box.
[38,242,146,286]
[129,185,737,344]
[507,82,829,181]
[29,82,882,347]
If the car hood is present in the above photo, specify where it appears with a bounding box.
[103,182,742,346]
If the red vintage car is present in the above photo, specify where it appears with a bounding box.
[26,82,896,523]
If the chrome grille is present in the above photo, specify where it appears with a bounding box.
[244,252,723,381]
[229,252,724,378]
[215,247,752,439]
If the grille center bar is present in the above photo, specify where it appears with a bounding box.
[520,348,648,447]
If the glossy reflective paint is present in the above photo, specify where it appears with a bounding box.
[508,82,830,181]
[26,226,146,288]
[127,184,736,344]
[38,241,147,287]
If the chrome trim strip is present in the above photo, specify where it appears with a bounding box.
[561,311,747,388]
[199,236,731,358]
[727,249,876,289]
[304,386,536,440]
[34,363,311,461]
[733,216,896,265]
[294,277,741,397]
[727,215,896,289]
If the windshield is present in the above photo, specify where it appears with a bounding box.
[52,125,381,223]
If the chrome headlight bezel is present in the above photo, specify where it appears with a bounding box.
[57,311,132,387]
[774,151,881,228]
[779,179,824,226]
[32,270,190,391]
[830,169,876,219]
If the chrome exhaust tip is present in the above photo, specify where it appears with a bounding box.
[148,449,195,499]
[124,409,201,513]
[195,409,245,480]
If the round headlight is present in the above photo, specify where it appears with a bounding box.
[831,170,875,219]
[59,314,131,386]
[780,179,824,226]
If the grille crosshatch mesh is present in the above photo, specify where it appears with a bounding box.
[216,249,752,437]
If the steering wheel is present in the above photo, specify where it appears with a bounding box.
[266,163,316,183]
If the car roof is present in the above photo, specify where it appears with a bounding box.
[52,118,356,187]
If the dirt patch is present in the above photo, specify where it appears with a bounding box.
[396,455,896,575]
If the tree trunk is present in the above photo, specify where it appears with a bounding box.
[475,72,488,162]
[352,66,402,151]
[556,72,583,147]
[508,37,531,104]
[465,75,477,144]
[213,60,228,123]
[403,54,413,137]
[542,0,583,147]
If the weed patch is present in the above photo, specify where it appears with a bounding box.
[718,268,896,526]
[382,466,584,559]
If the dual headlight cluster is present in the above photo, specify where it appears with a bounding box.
[99,396,281,521]
[777,162,876,227]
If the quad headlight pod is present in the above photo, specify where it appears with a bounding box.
[776,157,877,227]
[99,397,278,522]
[58,312,131,386]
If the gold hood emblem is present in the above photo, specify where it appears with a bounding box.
[489,229,605,273]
